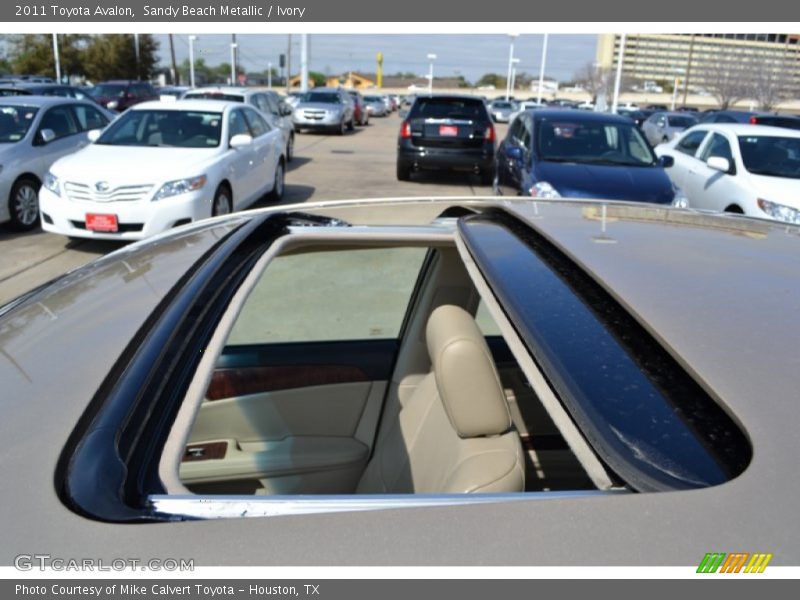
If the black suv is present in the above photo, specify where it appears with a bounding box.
[397,95,495,183]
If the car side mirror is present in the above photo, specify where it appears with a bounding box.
[280,104,293,116]
[39,129,56,144]
[658,155,674,168]
[707,156,730,173]
[87,129,102,142]
[506,146,524,161]
[230,133,253,149]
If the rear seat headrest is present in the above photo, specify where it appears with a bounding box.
[426,305,511,438]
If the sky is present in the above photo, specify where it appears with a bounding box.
[154,34,599,83]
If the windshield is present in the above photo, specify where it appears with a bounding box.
[667,116,697,128]
[0,105,38,143]
[96,109,222,148]
[492,102,514,109]
[184,92,245,103]
[302,92,341,104]
[536,120,657,166]
[89,84,126,98]
[738,135,800,179]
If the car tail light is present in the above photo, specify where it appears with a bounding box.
[749,115,758,124]
[485,124,495,141]
[400,121,411,138]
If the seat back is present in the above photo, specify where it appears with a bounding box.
[357,305,524,494]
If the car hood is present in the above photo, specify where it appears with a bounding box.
[49,143,219,184]
[535,161,675,203]
[746,172,800,208]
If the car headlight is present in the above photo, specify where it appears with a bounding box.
[757,198,800,224]
[529,181,562,199]
[106,100,119,110]
[44,172,61,197]
[152,175,207,201]
[671,186,689,208]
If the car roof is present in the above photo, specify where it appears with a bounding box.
[0,95,85,108]
[132,99,234,112]
[694,123,800,137]
[185,86,252,95]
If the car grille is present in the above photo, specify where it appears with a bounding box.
[301,110,327,121]
[64,182,154,203]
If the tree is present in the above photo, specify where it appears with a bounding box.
[308,71,327,87]
[9,34,87,81]
[747,51,795,111]
[476,73,506,89]
[703,47,751,110]
[574,62,613,103]
[82,34,159,81]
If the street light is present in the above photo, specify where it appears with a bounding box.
[510,58,520,96]
[427,53,437,95]
[52,34,61,83]
[230,42,238,85]
[506,33,519,101]
[671,67,685,110]
[188,35,197,88]
[268,61,272,88]
[536,33,549,105]
[611,33,627,114]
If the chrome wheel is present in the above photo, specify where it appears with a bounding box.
[268,161,285,202]
[9,178,40,231]
[286,135,294,162]
[212,188,231,216]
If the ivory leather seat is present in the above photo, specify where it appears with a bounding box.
[357,305,525,494]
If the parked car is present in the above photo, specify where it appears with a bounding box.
[363,94,389,117]
[0,83,98,103]
[699,110,800,131]
[488,99,519,123]
[291,88,355,135]
[0,96,113,230]
[508,101,544,124]
[1,196,797,565]
[346,90,370,126]
[182,86,296,162]
[397,94,496,183]
[39,100,286,241]
[87,80,159,112]
[655,123,800,221]
[494,109,684,205]
[641,111,698,145]
[615,108,648,128]
[157,86,191,101]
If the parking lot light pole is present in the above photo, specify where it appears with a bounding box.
[230,43,238,85]
[300,34,309,93]
[268,62,272,89]
[52,34,61,84]
[427,53,437,94]
[188,36,197,88]
[536,33,549,105]
[611,33,627,114]
[510,58,520,97]
[506,33,519,101]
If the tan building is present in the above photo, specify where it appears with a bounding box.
[597,34,800,93]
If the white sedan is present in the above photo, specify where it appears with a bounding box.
[40,100,286,241]
[656,123,800,223]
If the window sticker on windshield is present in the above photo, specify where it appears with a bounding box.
[742,138,758,144]
[25,113,34,120]
[552,123,579,138]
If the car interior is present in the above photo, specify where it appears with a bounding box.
[163,234,598,499]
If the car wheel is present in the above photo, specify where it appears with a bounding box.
[267,160,285,203]
[480,168,494,186]
[211,185,232,217]
[724,204,744,214]
[397,160,411,181]
[286,134,294,163]
[337,119,346,135]
[8,177,40,231]
[347,118,355,131]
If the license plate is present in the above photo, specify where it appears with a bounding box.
[85,213,118,232]
[439,125,458,136]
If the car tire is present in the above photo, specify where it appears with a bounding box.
[267,160,285,203]
[8,177,40,232]
[480,168,495,186]
[397,160,412,181]
[211,185,232,217]
[337,119,346,135]
[347,118,355,131]
[724,204,744,214]
[286,134,294,163]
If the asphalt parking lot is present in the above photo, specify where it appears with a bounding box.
[0,115,508,305]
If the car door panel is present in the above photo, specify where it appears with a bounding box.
[180,339,399,494]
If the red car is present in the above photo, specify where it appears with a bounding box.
[87,80,158,112]
[347,90,370,126]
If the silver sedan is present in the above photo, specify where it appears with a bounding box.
[642,111,699,146]
[0,96,114,230]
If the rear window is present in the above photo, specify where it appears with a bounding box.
[667,116,697,128]
[409,97,488,121]
[184,92,245,103]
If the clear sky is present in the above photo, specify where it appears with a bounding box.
[155,34,598,83]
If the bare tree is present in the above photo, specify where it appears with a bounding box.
[574,62,613,103]
[704,47,753,110]
[747,51,796,111]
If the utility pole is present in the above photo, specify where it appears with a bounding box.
[52,34,61,83]
[537,33,549,105]
[134,33,140,80]
[189,35,197,88]
[231,34,237,84]
[286,34,292,93]
[169,34,179,85]
[300,34,309,92]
